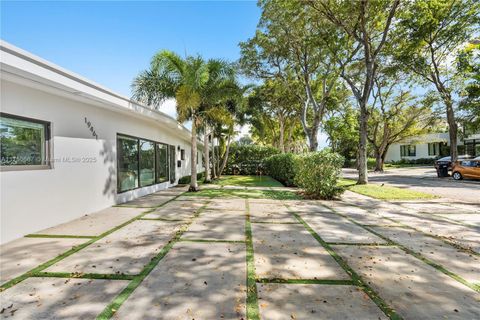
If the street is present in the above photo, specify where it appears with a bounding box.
[342,167,480,204]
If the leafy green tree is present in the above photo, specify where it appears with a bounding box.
[457,42,480,134]
[368,74,436,171]
[394,0,479,161]
[324,105,359,161]
[240,0,341,151]
[132,50,236,191]
[308,0,400,184]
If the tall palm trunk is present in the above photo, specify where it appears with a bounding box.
[189,116,198,192]
[203,128,211,183]
[211,134,216,179]
[219,133,232,176]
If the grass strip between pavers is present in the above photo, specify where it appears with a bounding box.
[245,199,260,320]
[322,203,480,294]
[256,278,354,285]
[31,271,135,281]
[251,221,300,224]
[326,242,396,246]
[344,201,480,257]
[24,234,96,239]
[179,238,245,244]
[95,201,211,320]
[0,193,184,292]
[287,207,402,320]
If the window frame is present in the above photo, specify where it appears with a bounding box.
[139,138,156,188]
[117,133,178,194]
[400,144,416,157]
[0,112,52,172]
[155,142,169,184]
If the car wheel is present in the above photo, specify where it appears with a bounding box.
[452,171,463,180]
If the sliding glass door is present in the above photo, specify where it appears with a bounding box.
[156,143,169,183]
[117,135,139,192]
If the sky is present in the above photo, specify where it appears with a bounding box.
[1,0,329,147]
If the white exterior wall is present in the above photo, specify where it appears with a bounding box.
[0,79,203,244]
[385,143,436,162]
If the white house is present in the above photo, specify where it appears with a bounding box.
[385,132,480,162]
[0,41,203,243]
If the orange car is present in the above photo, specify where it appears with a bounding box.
[452,159,480,180]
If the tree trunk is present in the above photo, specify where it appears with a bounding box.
[279,115,285,153]
[357,105,369,184]
[445,101,458,162]
[203,130,211,183]
[308,130,318,152]
[374,150,383,172]
[211,134,216,179]
[219,133,232,176]
[189,118,198,192]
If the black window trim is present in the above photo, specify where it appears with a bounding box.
[0,112,52,171]
[117,133,176,194]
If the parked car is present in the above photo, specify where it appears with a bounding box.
[452,159,480,180]
[434,155,471,172]
[474,156,480,160]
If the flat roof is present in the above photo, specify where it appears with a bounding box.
[0,40,196,143]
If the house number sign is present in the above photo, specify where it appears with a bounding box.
[84,117,99,140]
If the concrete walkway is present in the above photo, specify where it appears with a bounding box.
[1,186,479,319]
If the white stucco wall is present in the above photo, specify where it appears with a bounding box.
[385,143,437,162]
[0,80,203,243]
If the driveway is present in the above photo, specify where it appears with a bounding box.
[1,186,479,319]
[342,167,480,204]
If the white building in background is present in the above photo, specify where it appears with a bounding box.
[385,132,480,162]
[0,41,203,243]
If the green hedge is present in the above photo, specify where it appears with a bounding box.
[264,153,298,187]
[225,144,280,175]
[294,150,344,199]
[178,172,205,184]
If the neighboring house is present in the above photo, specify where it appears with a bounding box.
[385,132,480,163]
[0,41,203,243]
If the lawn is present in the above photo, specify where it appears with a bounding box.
[213,175,283,187]
[183,188,301,200]
[338,178,437,200]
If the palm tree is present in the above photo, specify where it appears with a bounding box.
[132,50,238,191]
[132,50,210,191]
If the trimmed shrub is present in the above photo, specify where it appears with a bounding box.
[178,172,205,184]
[264,153,298,187]
[294,150,344,199]
[225,144,280,175]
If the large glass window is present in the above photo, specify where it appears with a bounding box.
[156,143,168,183]
[0,113,50,168]
[400,145,416,157]
[428,142,439,156]
[117,135,139,192]
[139,140,155,187]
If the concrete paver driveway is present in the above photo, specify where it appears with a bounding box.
[1,186,479,319]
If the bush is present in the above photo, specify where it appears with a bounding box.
[178,172,205,184]
[264,153,298,187]
[225,144,280,175]
[294,150,344,199]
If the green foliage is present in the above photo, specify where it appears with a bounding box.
[324,105,359,160]
[457,42,480,132]
[293,150,344,199]
[178,172,205,185]
[224,143,280,175]
[264,153,298,187]
[213,175,283,187]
